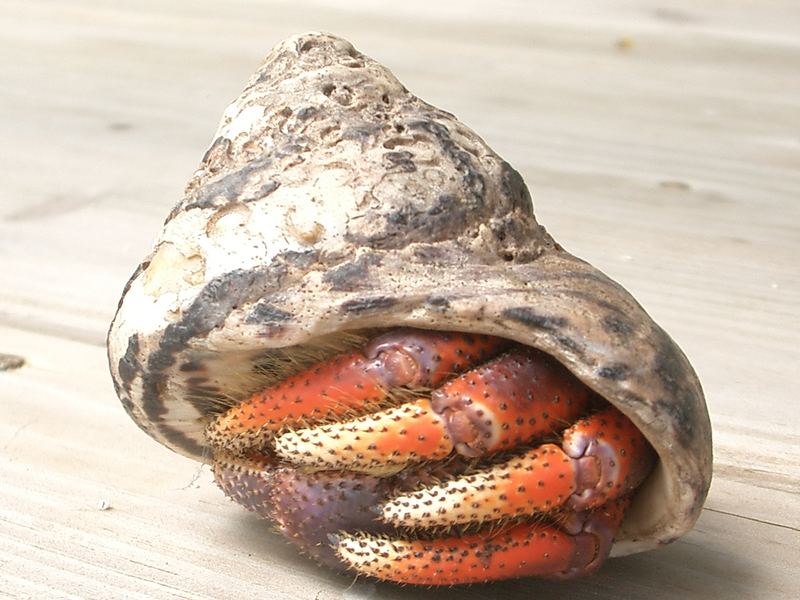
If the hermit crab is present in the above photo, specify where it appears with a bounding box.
[107,33,712,585]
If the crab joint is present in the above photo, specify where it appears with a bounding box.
[205,329,508,455]
[379,406,655,528]
[273,348,592,473]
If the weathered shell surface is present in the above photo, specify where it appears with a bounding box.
[107,32,712,557]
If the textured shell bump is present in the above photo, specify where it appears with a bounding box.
[107,32,712,558]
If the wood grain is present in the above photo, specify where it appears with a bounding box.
[1,1,798,598]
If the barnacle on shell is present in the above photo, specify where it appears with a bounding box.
[107,32,712,565]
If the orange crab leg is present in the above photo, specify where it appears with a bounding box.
[561,406,657,511]
[206,329,508,454]
[432,347,594,457]
[274,398,455,474]
[381,406,656,528]
[274,348,592,471]
[333,501,628,585]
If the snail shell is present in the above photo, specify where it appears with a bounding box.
[107,32,712,558]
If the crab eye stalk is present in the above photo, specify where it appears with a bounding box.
[107,32,712,585]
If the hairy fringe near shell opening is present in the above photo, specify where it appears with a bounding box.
[183,328,389,415]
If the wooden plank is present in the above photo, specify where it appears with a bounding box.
[0,0,798,597]
[0,326,796,599]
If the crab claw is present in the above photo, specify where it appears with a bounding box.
[206,330,508,455]
[332,501,629,585]
[273,348,592,472]
[379,406,655,528]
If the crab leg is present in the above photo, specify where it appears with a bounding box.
[213,453,394,569]
[206,329,508,454]
[274,348,593,472]
[333,501,628,585]
[380,406,656,528]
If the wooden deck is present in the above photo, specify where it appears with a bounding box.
[1,1,798,598]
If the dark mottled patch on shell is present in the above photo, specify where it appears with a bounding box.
[323,254,382,292]
[383,150,416,173]
[201,136,232,171]
[551,289,628,317]
[411,244,451,262]
[185,377,227,408]
[282,249,321,269]
[499,161,532,212]
[117,334,141,393]
[159,427,205,458]
[341,123,383,146]
[602,314,635,339]
[554,334,586,358]
[245,302,294,325]
[179,361,204,373]
[621,391,647,407]
[426,295,451,309]
[343,116,496,251]
[652,330,700,449]
[502,307,569,332]
[407,119,486,207]
[655,395,697,451]
[341,295,398,313]
[296,106,319,120]
[253,180,280,198]
[184,157,274,211]
[597,363,631,381]
[373,195,464,250]
[138,263,289,448]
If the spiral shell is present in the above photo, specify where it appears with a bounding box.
[107,32,712,558]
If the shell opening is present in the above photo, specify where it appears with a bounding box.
[199,327,665,551]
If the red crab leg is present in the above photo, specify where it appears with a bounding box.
[380,406,655,528]
[333,501,628,585]
[274,348,593,472]
[206,329,508,454]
